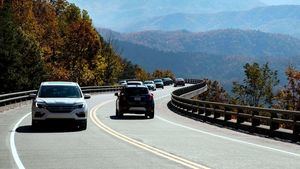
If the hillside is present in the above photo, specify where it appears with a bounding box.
[70,0,264,31]
[99,28,300,57]
[113,40,299,89]
[125,5,300,38]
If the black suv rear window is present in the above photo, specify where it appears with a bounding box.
[124,87,148,95]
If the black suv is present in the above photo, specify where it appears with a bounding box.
[162,77,173,86]
[115,85,154,118]
[174,78,185,87]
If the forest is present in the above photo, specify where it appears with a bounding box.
[0,0,173,93]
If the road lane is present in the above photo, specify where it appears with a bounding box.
[93,87,300,169]
[3,90,186,169]
[1,86,300,169]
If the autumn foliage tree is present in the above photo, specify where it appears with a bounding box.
[1,0,148,93]
[274,66,300,110]
[152,69,175,79]
[199,80,229,103]
[232,63,279,107]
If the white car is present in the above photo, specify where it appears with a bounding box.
[126,80,143,86]
[144,80,156,91]
[30,82,90,130]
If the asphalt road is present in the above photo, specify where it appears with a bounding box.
[1,86,300,169]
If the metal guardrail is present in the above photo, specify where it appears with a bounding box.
[171,81,300,142]
[0,86,122,107]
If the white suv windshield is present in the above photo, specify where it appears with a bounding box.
[38,85,82,98]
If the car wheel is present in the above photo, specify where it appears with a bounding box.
[116,109,123,118]
[32,120,42,129]
[148,112,154,119]
[79,120,87,130]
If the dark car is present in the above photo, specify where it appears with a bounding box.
[115,85,154,118]
[153,79,164,89]
[162,77,173,86]
[174,78,185,87]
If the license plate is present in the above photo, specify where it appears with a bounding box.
[134,97,141,101]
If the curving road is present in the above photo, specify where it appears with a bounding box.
[1,86,300,169]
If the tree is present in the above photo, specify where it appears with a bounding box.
[274,66,300,110]
[152,69,175,79]
[232,62,279,107]
[135,66,150,81]
[0,2,45,92]
[200,80,229,103]
[118,59,138,80]
[101,38,123,85]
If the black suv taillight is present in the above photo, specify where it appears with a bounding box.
[147,93,154,101]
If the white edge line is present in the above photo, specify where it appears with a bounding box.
[155,94,300,157]
[10,112,30,169]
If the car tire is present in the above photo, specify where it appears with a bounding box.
[79,120,87,130]
[116,109,123,118]
[148,112,154,119]
[32,120,42,129]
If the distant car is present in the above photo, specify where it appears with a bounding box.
[174,78,185,87]
[30,82,90,130]
[126,80,143,86]
[153,79,164,89]
[144,80,156,91]
[118,80,127,86]
[115,85,154,118]
[162,77,173,86]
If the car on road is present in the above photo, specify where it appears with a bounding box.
[153,79,164,89]
[144,80,156,91]
[30,81,91,130]
[162,77,173,86]
[174,78,185,87]
[126,80,143,86]
[115,85,154,118]
[118,80,127,86]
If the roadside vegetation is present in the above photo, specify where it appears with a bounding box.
[0,0,174,93]
[198,62,300,111]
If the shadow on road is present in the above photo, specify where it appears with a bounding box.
[110,115,148,120]
[16,124,82,133]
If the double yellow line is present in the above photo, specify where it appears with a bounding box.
[90,100,210,169]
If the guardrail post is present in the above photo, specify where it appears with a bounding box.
[251,110,260,133]
[293,113,299,142]
[213,105,221,119]
[252,110,260,126]
[205,104,212,118]
[237,108,245,124]
[224,107,231,121]
[270,112,279,137]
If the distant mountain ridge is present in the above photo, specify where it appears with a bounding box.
[98,28,300,57]
[98,28,300,88]
[124,5,300,38]
[70,0,265,31]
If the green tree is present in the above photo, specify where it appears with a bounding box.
[101,38,123,85]
[232,62,279,107]
[119,59,138,80]
[0,2,45,92]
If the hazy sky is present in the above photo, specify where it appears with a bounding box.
[261,0,300,5]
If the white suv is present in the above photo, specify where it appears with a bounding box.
[31,82,90,130]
